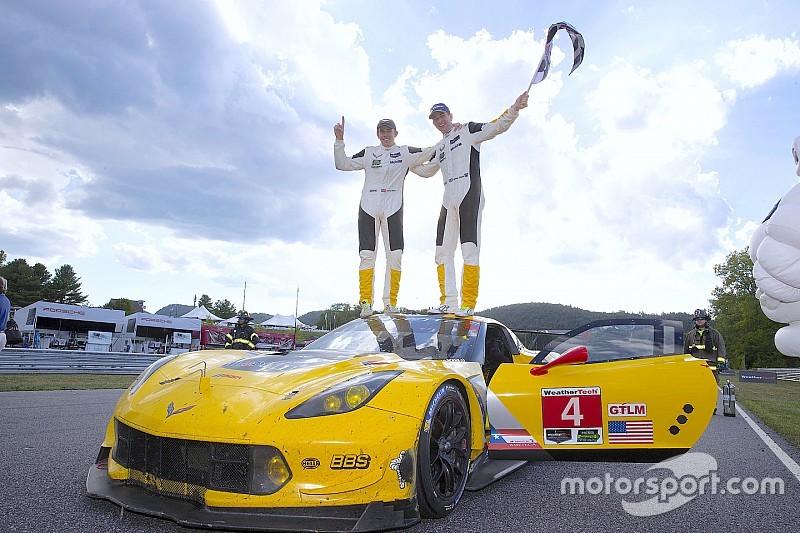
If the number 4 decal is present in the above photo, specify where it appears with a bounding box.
[542,387,604,445]
[561,396,584,426]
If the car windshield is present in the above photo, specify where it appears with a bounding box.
[305,315,481,361]
[533,319,681,364]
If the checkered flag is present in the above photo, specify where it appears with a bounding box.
[529,21,585,89]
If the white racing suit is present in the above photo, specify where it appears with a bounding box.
[334,141,434,308]
[414,107,520,310]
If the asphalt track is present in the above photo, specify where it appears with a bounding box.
[1,389,798,533]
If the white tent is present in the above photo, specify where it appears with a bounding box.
[217,316,240,326]
[180,305,223,321]
[261,314,310,329]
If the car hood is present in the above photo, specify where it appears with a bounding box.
[114,349,409,441]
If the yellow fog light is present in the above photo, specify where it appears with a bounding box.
[268,455,291,485]
[323,394,342,413]
[345,385,370,408]
[250,446,292,495]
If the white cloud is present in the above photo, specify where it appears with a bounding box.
[386,31,739,313]
[716,35,800,89]
[2,2,797,317]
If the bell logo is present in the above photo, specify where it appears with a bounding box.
[608,403,647,417]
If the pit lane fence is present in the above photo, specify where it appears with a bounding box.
[758,368,800,383]
[0,348,161,374]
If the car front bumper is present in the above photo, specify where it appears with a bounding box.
[87,459,419,532]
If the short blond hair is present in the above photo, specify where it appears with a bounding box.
[0,276,6,292]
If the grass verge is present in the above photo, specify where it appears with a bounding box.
[0,373,136,391]
[721,376,800,450]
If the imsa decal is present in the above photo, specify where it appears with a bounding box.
[330,454,371,469]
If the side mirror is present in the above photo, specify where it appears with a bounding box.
[530,345,588,376]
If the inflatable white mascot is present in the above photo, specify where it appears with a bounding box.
[749,136,800,357]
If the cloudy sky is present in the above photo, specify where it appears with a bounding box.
[2,0,799,317]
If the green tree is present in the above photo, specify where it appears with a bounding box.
[710,248,798,369]
[32,263,55,301]
[102,298,137,315]
[0,258,42,307]
[49,264,88,305]
[198,294,213,309]
[212,299,237,319]
[315,303,358,330]
[0,250,6,266]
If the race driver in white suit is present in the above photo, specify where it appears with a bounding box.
[334,117,435,317]
[414,92,529,316]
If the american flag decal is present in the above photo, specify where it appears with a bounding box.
[488,427,542,450]
[607,420,654,444]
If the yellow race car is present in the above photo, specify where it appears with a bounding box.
[87,314,716,531]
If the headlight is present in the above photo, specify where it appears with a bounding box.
[285,371,402,419]
[128,353,182,395]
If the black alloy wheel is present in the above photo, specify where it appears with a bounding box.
[416,383,471,518]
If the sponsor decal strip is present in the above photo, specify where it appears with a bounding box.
[489,427,542,450]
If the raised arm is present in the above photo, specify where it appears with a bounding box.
[333,115,365,171]
[471,91,529,143]
[333,115,345,141]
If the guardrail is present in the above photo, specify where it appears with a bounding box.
[759,368,800,383]
[0,348,162,374]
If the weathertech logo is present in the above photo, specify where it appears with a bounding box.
[542,387,600,396]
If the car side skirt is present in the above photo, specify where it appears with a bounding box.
[489,447,690,463]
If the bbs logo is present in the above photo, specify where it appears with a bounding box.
[330,454,371,469]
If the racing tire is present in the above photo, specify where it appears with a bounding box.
[416,383,471,518]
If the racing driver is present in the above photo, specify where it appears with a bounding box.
[414,92,529,316]
[334,117,435,317]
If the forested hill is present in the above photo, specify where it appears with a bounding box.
[478,302,693,331]
[155,302,693,332]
